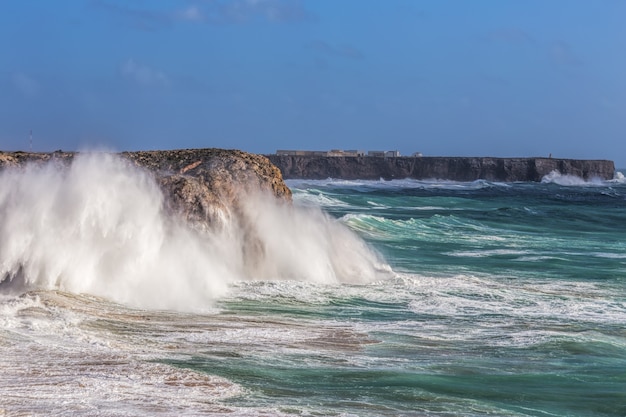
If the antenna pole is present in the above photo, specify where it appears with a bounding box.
[29,130,32,151]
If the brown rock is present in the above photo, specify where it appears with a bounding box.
[0,148,292,231]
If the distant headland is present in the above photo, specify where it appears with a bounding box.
[0,148,615,184]
[267,150,615,182]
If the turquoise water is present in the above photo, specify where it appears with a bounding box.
[1,164,625,416]
[167,176,626,416]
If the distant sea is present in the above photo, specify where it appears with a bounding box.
[1,157,625,416]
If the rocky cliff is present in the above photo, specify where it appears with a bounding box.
[123,149,291,227]
[0,149,291,229]
[267,155,615,182]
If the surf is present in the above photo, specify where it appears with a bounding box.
[0,153,389,311]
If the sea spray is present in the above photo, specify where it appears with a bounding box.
[541,169,606,185]
[237,192,388,284]
[0,153,387,310]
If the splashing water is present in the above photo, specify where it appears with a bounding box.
[0,153,388,311]
[541,169,606,186]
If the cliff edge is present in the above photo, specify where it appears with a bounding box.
[267,155,615,182]
[0,149,291,229]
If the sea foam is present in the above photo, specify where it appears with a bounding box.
[541,170,605,186]
[0,153,388,311]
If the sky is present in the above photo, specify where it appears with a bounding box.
[1,0,625,166]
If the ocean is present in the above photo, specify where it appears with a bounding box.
[1,157,625,416]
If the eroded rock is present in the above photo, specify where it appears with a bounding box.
[0,148,292,231]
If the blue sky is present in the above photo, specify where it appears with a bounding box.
[1,1,625,166]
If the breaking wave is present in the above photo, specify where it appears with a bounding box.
[540,170,615,186]
[0,154,389,311]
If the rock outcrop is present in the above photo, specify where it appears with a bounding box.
[122,149,291,227]
[0,149,291,229]
[267,155,616,182]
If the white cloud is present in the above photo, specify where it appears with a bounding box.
[177,5,204,22]
[92,1,170,31]
[121,59,169,86]
[94,0,313,29]
[12,72,39,97]
[209,0,314,24]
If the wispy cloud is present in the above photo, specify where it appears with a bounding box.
[306,40,365,60]
[12,72,39,97]
[120,59,169,86]
[176,5,205,22]
[215,0,314,24]
[550,41,583,66]
[93,0,314,29]
[91,0,172,31]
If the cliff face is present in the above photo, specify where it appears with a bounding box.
[267,155,616,182]
[0,149,291,229]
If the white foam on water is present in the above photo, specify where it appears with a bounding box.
[515,255,562,262]
[608,170,626,184]
[446,249,529,258]
[396,273,626,340]
[286,178,370,188]
[590,252,626,259]
[0,294,245,416]
[288,177,507,191]
[404,205,464,211]
[0,289,378,416]
[222,272,626,354]
[541,170,607,186]
[290,190,352,208]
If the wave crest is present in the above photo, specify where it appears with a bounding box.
[541,170,604,186]
[0,154,389,311]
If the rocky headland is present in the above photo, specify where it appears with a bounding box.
[0,149,291,229]
[267,155,616,182]
[1,150,616,228]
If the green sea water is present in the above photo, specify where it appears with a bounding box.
[1,163,625,416]
[166,174,626,416]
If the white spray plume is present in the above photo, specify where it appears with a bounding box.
[541,170,605,186]
[0,153,388,311]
